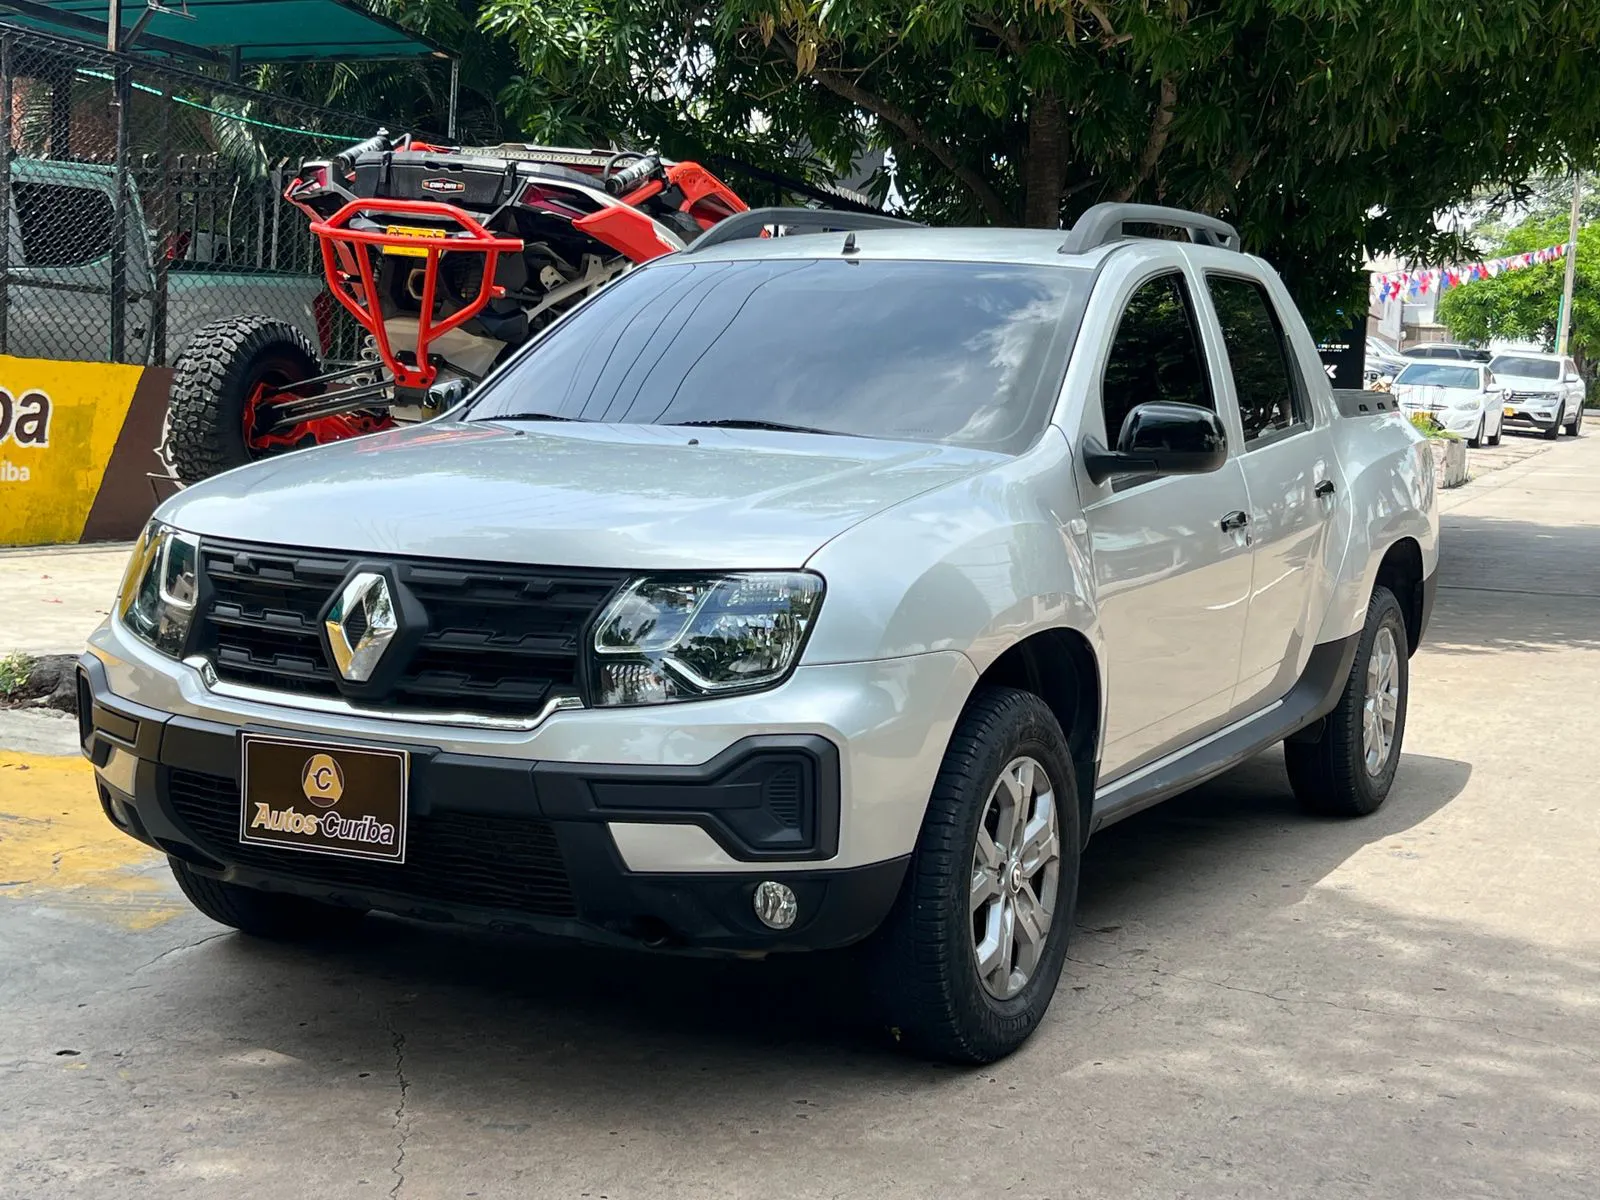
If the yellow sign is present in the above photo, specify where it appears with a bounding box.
[382,224,448,257]
[0,355,146,546]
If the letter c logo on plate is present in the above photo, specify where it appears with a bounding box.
[301,753,345,808]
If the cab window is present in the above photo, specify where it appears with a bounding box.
[1205,275,1307,443]
[1100,272,1214,446]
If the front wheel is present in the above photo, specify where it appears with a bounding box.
[1546,405,1564,440]
[1468,417,1484,449]
[865,687,1081,1063]
[1284,586,1409,817]
[1567,405,1584,436]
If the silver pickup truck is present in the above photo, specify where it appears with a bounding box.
[79,204,1439,1063]
[2,158,322,364]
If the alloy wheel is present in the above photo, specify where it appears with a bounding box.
[1362,626,1401,775]
[971,756,1062,999]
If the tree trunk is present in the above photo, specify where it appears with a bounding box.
[1022,91,1065,228]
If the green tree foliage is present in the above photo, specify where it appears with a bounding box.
[1435,215,1600,368]
[474,0,1600,317]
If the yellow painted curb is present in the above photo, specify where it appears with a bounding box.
[0,752,186,929]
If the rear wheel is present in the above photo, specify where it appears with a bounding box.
[1567,404,1584,436]
[164,315,390,485]
[169,857,367,939]
[1284,586,1409,817]
[866,688,1080,1063]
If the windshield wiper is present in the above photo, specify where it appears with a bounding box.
[669,418,836,435]
[480,411,582,422]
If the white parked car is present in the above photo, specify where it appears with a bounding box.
[1391,361,1505,446]
[79,204,1440,1063]
[1488,352,1586,439]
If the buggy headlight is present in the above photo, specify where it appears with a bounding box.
[592,573,823,706]
[117,521,199,658]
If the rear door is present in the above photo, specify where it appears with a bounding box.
[1198,268,1338,713]
[1076,262,1255,781]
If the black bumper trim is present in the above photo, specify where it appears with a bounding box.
[77,653,894,953]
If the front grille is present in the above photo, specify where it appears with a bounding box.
[193,540,626,717]
[166,768,577,918]
[1508,391,1557,402]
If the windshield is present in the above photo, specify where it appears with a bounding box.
[1396,364,1480,389]
[1489,355,1561,380]
[465,257,1091,453]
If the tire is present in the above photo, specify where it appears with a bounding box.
[1284,586,1409,818]
[1567,405,1583,436]
[1545,405,1564,440]
[164,315,322,485]
[1488,416,1503,446]
[1468,417,1484,449]
[169,857,367,939]
[865,687,1081,1063]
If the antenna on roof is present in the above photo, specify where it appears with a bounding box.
[841,232,858,255]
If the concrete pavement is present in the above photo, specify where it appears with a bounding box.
[3,432,1599,1198]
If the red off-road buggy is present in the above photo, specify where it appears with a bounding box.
[161,131,750,484]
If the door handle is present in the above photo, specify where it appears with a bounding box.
[1315,479,1336,499]
[1220,510,1250,532]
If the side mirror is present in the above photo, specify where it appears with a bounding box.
[427,376,472,411]
[1566,373,1582,384]
[1083,401,1229,485]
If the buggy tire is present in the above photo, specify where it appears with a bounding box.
[1284,586,1409,818]
[169,857,367,939]
[864,687,1080,1064]
[164,315,321,485]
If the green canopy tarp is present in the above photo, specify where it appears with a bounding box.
[0,0,447,64]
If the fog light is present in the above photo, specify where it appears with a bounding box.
[751,880,798,930]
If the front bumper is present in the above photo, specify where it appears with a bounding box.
[1501,402,1563,432]
[78,640,972,960]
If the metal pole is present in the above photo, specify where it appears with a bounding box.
[447,57,460,141]
[1557,174,1582,357]
[109,62,130,361]
[107,0,121,50]
[151,91,171,363]
[0,35,13,355]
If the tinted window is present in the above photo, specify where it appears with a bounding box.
[1207,275,1305,442]
[1488,355,1560,380]
[1395,364,1481,389]
[1100,272,1213,445]
[13,183,113,267]
[467,258,1090,453]
[1409,346,1463,360]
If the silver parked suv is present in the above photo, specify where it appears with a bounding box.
[80,205,1440,1062]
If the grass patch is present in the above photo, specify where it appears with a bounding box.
[0,651,35,698]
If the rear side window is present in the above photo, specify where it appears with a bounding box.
[1206,275,1306,443]
[12,182,113,267]
[1100,272,1214,445]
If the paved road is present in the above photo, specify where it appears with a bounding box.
[3,432,1599,1199]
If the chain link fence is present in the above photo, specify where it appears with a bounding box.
[1,23,414,366]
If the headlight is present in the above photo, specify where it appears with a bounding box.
[1451,397,1480,410]
[117,521,199,657]
[592,572,823,705]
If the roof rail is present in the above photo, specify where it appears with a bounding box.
[684,206,923,254]
[1059,203,1240,255]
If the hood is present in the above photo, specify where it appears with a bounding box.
[159,420,1005,569]
[1490,373,1560,392]
[1392,384,1473,408]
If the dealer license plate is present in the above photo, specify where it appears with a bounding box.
[382,224,447,257]
[239,734,409,862]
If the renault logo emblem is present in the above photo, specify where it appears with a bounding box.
[325,571,398,682]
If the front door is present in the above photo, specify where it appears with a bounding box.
[1081,269,1254,781]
